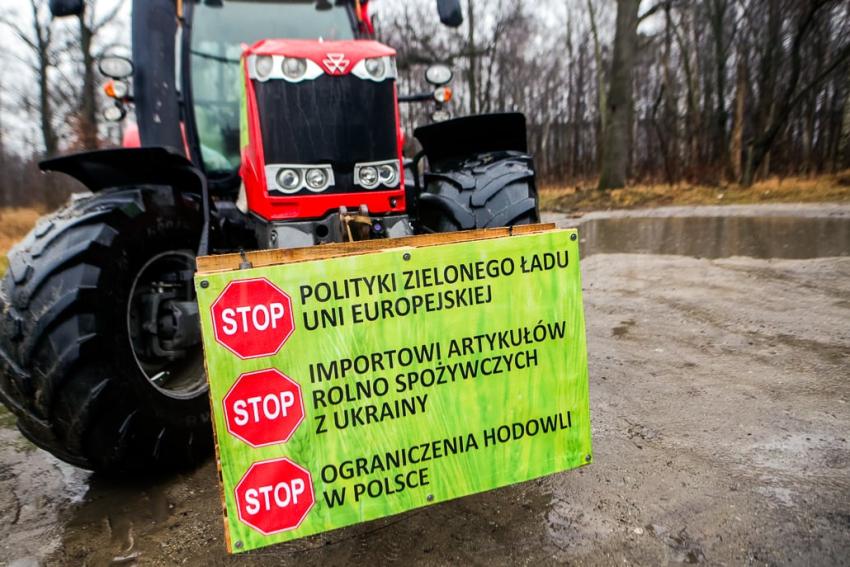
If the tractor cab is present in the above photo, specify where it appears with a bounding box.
[94,0,463,246]
[87,0,460,191]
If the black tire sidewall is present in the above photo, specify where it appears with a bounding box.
[419,151,539,233]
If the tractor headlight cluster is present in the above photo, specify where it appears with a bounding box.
[355,160,400,190]
[266,164,335,195]
[249,55,323,83]
[352,56,397,82]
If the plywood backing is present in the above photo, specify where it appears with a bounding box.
[195,224,557,274]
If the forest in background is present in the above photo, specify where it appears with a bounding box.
[1,0,850,210]
[387,0,850,189]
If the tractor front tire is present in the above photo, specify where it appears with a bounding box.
[0,187,211,473]
[418,151,539,232]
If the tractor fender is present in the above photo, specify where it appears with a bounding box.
[40,146,212,255]
[39,147,203,194]
[413,112,529,167]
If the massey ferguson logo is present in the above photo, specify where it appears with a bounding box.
[323,53,350,74]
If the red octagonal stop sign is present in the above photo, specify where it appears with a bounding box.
[223,369,305,447]
[211,278,295,359]
[235,458,315,535]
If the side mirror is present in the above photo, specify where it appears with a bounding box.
[48,0,84,17]
[436,0,463,28]
[99,56,134,79]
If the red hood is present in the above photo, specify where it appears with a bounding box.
[244,39,395,76]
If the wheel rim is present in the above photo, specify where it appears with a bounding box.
[127,251,207,400]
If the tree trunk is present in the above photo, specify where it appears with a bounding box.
[598,0,640,190]
[466,0,477,115]
[586,0,607,165]
[840,80,850,169]
[730,53,747,181]
[32,0,58,157]
[661,2,677,180]
[78,7,99,150]
[573,42,586,178]
[708,0,729,167]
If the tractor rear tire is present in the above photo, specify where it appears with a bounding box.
[0,187,211,473]
[418,151,539,232]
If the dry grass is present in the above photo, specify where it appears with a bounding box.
[0,207,46,274]
[540,171,850,213]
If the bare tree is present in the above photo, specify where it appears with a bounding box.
[586,0,607,164]
[1,0,59,157]
[840,64,850,169]
[598,0,641,190]
[729,48,748,181]
[73,0,126,150]
[743,0,850,186]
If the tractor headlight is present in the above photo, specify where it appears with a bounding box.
[358,166,379,189]
[103,104,126,122]
[282,57,307,81]
[305,168,329,191]
[364,57,386,80]
[277,169,301,193]
[355,160,400,190]
[352,56,397,82]
[378,164,397,186]
[425,63,453,86]
[255,56,274,80]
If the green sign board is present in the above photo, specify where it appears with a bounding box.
[195,228,592,554]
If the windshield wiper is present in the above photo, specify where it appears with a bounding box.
[190,49,240,64]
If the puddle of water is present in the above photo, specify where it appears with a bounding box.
[0,407,203,563]
[576,216,850,259]
[0,406,90,565]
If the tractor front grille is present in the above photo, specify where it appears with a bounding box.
[253,75,398,195]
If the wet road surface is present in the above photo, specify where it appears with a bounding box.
[1,204,849,566]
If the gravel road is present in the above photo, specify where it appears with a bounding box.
[1,205,848,566]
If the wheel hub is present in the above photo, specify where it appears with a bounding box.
[128,251,206,399]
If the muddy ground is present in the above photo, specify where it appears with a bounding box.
[1,205,849,566]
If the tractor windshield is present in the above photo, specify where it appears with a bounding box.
[189,1,355,175]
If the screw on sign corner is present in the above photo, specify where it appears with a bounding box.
[223,369,306,448]
[235,458,316,536]
[210,277,295,359]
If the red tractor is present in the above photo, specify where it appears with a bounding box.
[0,0,539,473]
